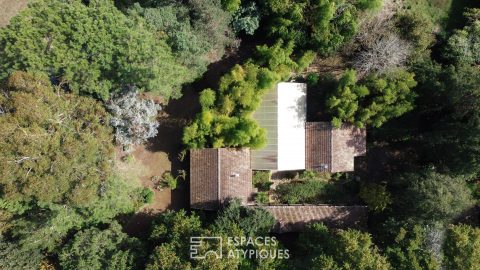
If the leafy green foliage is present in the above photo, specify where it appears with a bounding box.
[445,8,480,65]
[162,172,178,190]
[222,0,242,13]
[276,179,328,204]
[293,223,391,269]
[0,0,188,100]
[275,171,335,204]
[261,0,377,56]
[326,69,417,128]
[140,188,155,204]
[232,2,260,35]
[253,171,272,191]
[359,183,392,212]
[255,191,270,205]
[183,41,314,149]
[385,226,438,270]
[131,0,233,79]
[147,202,278,270]
[392,169,474,225]
[0,71,113,206]
[59,222,142,270]
[407,60,480,177]
[444,224,480,270]
[213,199,275,236]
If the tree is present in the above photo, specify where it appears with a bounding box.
[59,222,142,270]
[294,223,391,270]
[354,34,412,75]
[261,0,378,56]
[0,0,188,100]
[108,89,161,147]
[444,224,480,270]
[359,183,392,212]
[445,8,480,65]
[183,41,314,149]
[232,2,260,35]
[326,69,417,128]
[310,0,358,56]
[0,71,114,206]
[130,0,233,79]
[392,169,474,225]
[385,226,439,270]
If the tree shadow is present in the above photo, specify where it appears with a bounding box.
[445,0,479,32]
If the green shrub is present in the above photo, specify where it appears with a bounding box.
[253,171,272,191]
[255,192,270,205]
[140,188,154,204]
[222,0,241,13]
[162,172,178,190]
[275,180,328,204]
[359,183,392,212]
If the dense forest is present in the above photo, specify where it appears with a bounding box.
[0,0,480,269]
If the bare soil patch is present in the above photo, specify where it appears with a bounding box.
[0,0,28,27]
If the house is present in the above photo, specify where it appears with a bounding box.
[252,82,366,172]
[189,148,254,210]
[189,82,368,229]
[254,205,368,233]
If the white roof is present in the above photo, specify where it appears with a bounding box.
[251,82,306,171]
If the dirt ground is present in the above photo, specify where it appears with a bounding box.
[0,0,28,27]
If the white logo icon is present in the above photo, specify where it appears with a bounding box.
[190,236,222,259]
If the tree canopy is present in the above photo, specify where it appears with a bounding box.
[0,71,114,206]
[326,69,417,128]
[0,0,189,100]
[293,223,391,270]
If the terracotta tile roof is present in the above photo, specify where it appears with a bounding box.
[306,122,366,173]
[257,205,368,233]
[305,122,332,172]
[190,148,254,210]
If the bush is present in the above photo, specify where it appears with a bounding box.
[140,188,154,204]
[162,172,178,190]
[253,171,272,191]
[275,180,328,204]
[359,183,392,212]
[222,0,241,13]
[255,192,270,205]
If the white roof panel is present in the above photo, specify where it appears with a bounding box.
[277,83,306,170]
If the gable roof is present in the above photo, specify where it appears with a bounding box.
[306,122,366,172]
[190,148,254,210]
[258,205,368,233]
